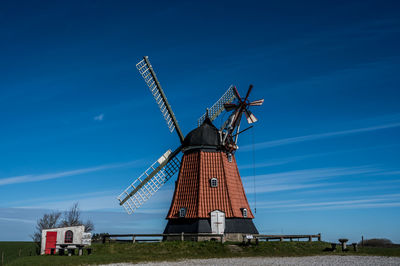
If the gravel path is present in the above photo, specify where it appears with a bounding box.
[104,256,400,266]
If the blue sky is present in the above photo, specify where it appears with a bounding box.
[1,0,400,243]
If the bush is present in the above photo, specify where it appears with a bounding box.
[360,238,393,247]
[92,233,110,242]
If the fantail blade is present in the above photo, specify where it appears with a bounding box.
[244,84,253,102]
[249,99,264,106]
[245,109,258,124]
[233,86,242,102]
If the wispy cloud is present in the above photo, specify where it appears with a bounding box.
[243,166,380,194]
[21,194,172,213]
[21,195,120,211]
[250,182,334,193]
[257,193,400,212]
[3,190,119,208]
[238,155,307,170]
[10,185,174,214]
[0,217,36,224]
[374,170,400,176]
[0,160,143,187]
[294,183,399,196]
[94,113,104,121]
[241,122,400,151]
[239,145,396,170]
[244,166,377,184]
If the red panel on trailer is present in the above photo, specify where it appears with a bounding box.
[45,231,57,254]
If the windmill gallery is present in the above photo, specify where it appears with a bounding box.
[117,56,264,242]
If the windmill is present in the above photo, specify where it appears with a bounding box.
[117,56,263,241]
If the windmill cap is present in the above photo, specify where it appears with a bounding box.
[182,117,220,151]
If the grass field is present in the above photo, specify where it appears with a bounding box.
[0,242,37,265]
[2,241,400,266]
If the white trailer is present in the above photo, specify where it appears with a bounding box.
[41,225,91,255]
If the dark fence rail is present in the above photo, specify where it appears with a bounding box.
[102,233,225,243]
[250,233,321,242]
[102,233,321,243]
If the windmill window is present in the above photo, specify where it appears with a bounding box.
[227,153,232,162]
[210,178,218,188]
[242,208,248,218]
[65,230,73,243]
[179,208,186,218]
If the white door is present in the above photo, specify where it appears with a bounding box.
[211,210,225,234]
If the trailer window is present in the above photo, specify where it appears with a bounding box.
[65,230,73,243]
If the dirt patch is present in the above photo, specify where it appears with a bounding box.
[227,245,243,253]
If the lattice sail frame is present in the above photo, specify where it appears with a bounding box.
[198,85,237,127]
[117,150,181,214]
[136,58,176,133]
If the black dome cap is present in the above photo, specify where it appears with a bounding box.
[183,117,220,150]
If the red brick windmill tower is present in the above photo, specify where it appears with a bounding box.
[118,57,263,241]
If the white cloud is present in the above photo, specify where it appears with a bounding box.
[22,195,119,211]
[8,185,174,213]
[250,182,332,193]
[374,170,400,176]
[94,113,104,121]
[238,156,303,170]
[238,146,394,170]
[242,166,380,194]
[17,193,170,214]
[3,190,119,208]
[257,193,400,212]
[243,166,378,184]
[294,184,396,196]
[241,122,400,151]
[0,160,143,186]
[0,217,36,224]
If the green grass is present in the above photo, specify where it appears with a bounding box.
[0,242,37,265]
[4,241,400,266]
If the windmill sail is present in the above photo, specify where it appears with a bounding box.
[136,56,184,143]
[118,147,182,214]
[197,85,237,127]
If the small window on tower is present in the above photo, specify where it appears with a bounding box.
[179,208,186,218]
[242,208,248,218]
[210,178,218,188]
[227,153,232,162]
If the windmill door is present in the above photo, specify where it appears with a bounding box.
[45,231,57,254]
[211,210,225,234]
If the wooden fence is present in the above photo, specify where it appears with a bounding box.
[102,233,224,243]
[251,233,321,242]
[102,233,321,244]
